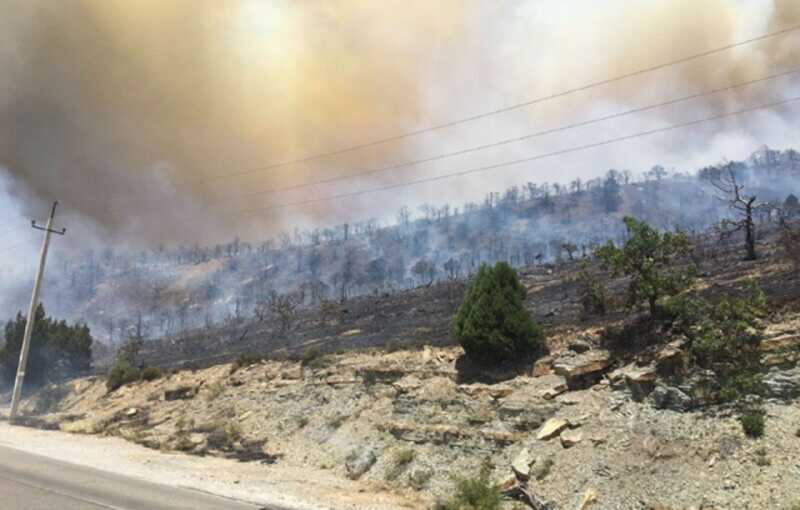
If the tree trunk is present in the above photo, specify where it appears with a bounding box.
[745,200,757,261]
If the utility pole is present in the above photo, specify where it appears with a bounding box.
[9,201,66,419]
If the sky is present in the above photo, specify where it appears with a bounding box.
[0,0,799,260]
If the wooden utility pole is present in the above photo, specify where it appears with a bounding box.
[9,202,66,419]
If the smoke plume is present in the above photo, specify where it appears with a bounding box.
[0,0,798,246]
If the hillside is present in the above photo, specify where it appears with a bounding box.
[3,147,799,359]
[8,222,800,509]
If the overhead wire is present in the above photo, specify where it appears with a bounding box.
[217,68,800,203]
[240,95,800,214]
[201,23,800,182]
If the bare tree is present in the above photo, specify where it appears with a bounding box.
[705,162,762,260]
[260,291,300,333]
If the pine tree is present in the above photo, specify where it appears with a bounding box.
[0,304,93,388]
[453,262,542,365]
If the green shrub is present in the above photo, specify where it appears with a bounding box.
[453,262,542,365]
[439,466,502,510]
[577,262,609,316]
[595,217,693,315]
[230,352,263,373]
[686,283,767,402]
[740,408,765,438]
[301,347,329,369]
[140,367,163,381]
[107,362,141,392]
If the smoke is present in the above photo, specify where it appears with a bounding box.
[0,0,798,246]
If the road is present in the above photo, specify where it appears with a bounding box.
[0,445,268,510]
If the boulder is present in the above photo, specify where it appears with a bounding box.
[553,350,611,389]
[345,448,377,480]
[536,417,570,440]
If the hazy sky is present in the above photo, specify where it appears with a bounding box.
[0,0,798,257]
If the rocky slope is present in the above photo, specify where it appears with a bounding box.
[13,321,800,510]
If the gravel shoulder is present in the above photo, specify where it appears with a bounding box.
[0,417,411,510]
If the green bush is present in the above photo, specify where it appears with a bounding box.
[453,262,542,365]
[300,347,329,369]
[140,366,163,381]
[106,362,141,392]
[595,217,693,315]
[740,408,765,438]
[680,283,767,402]
[577,262,609,316]
[439,467,502,510]
[230,352,263,374]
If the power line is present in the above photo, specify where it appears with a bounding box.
[240,95,800,214]
[203,23,800,182]
[218,68,800,203]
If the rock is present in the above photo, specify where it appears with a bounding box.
[511,448,535,480]
[460,383,513,399]
[649,384,692,412]
[624,365,657,401]
[540,380,568,400]
[392,375,421,394]
[537,417,570,440]
[124,407,138,417]
[679,370,720,406]
[560,429,582,448]
[532,355,555,377]
[656,339,687,376]
[763,367,800,399]
[498,392,557,432]
[345,448,377,480]
[568,338,592,353]
[164,385,197,401]
[553,350,611,389]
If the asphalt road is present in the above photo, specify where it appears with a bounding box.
[0,445,268,510]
